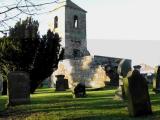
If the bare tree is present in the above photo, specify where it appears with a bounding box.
[0,0,63,35]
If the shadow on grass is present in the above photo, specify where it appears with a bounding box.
[63,114,157,120]
[0,88,160,120]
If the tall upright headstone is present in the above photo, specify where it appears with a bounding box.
[114,59,132,100]
[117,59,132,78]
[153,66,160,93]
[0,73,3,95]
[8,72,30,106]
[126,70,152,117]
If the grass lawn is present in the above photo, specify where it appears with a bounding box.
[0,87,160,120]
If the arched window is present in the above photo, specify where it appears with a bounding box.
[54,16,58,28]
[74,15,78,28]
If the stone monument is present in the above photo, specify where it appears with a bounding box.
[126,70,152,117]
[55,75,68,91]
[8,71,30,106]
[114,76,125,100]
[105,65,119,86]
[72,82,86,98]
[114,59,132,100]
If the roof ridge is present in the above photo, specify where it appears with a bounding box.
[65,0,86,12]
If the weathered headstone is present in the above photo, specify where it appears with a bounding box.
[105,65,119,86]
[123,71,132,99]
[72,83,86,98]
[64,79,69,89]
[56,75,68,91]
[133,65,141,72]
[0,74,3,95]
[126,70,152,117]
[8,71,30,106]
[114,76,125,100]
[153,66,160,93]
[117,59,132,78]
[108,71,119,86]
[114,59,132,100]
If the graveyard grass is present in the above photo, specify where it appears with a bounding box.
[0,87,160,120]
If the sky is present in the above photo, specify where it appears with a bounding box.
[1,0,160,66]
[70,0,160,66]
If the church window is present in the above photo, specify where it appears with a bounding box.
[74,15,78,28]
[54,16,58,28]
[73,49,80,57]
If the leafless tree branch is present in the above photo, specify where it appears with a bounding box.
[0,0,63,35]
[0,0,59,14]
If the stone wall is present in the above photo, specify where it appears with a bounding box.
[51,56,109,88]
[51,56,131,88]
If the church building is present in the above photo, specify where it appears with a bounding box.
[49,0,132,88]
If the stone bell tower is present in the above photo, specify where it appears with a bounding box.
[51,0,90,59]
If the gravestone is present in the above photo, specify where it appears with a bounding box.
[105,65,119,86]
[56,75,68,91]
[114,76,125,100]
[114,59,131,100]
[64,79,69,89]
[117,59,132,78]
[0,74,3,95]
[133,65,141,71]
[126,70,152,117]
[8,71,30,106]
[72,83,86,98]
[153,66,160,93]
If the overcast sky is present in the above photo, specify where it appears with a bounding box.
[71,0,160,66]
[1,0,160,66]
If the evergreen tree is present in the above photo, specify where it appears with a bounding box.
[9,17,40,71]
[30,30,63,93]
[0,17,64,94]
[0,37,19,95]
